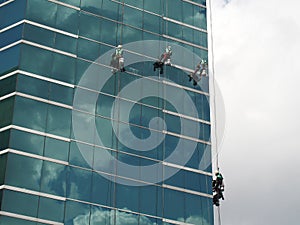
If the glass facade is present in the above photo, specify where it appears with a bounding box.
[0,0,213,225]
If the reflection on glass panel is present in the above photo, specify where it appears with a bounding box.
[26,0,57,28]
[100,19,119,45]
[0,45,20,75]
[96,93,114,118]
[38,197,65,222]
[0,74,16,97]
[51,53,75,84]
[23,24,55,48]
[0,1,26,29]
[122,25,143,44]
[164,188,184,221]
[91,172,114,207]
[16,75,49,99]
[164,113,181,134]
[9,129,44,155]
[0,130,9,151]
[124,0,143,8]
[59,0,80,7]
[0,216,36,225]
[81,0,102,15]
[20,45,53,76]
[79,12,101,41]
[46,105,71,138]
[0,97,14,128]
[115,210,139,225]
[95,116,116,149]
[164,134,179,159]
[164,166,184,188]
[2,190,38,217]
[140,185,163,217]
[185,193,202,224]
[64,200,90,225]
[123,6,142,28]
[75,58,91,84]
[44,137,69,161]
[94,146,116,174]
[143,13,161,34]
[67,166,92,202]
[115,178,139,212]
[40,161,67,197]
[55,33,77,55]
[90,205,114,225]
[101,0,121,21]
[144,0,161,15]
[6,154,42,191]
[49,82,73,106]
[165,21,182,40]
[56,5,79,34]
[166,0,182,22]
[77,37,100,62]
[69,141,93,168]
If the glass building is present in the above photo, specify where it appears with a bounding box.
[0,0,213,225]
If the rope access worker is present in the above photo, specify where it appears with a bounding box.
[212,171,224,206]
[153,46,172,74]
[110,44,125,73]
[188,59,208,86]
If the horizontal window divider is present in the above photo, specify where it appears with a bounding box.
[16,92,73,109]
[162,130,211,145]
[163,34,208,51]
[162,80,209,96]
[163,109,211,125]
[0,19,22,33]
[0,0,14,8]
[0,125,71,142]
[0,92,16,101]
[0,40,22,51]
[0,149,9,155]
[182,0,206,8]
[162,184,213,198]
[4,148,69,165]
[163,16,207,33]
[22,40,77,58]
[0,69,18,80]
[163,218,195,225]
[0,211,63,225]
[0,184,66,201]
[48,0,80,11]
[162,161,212,176]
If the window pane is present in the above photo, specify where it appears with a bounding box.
[0,130,9,150]
[40,161,67,197]
[0,155,7,185]
[56,5,79,34]
[5,154,42,191]
[163,188,184,221]
[79,12,101,41]
[44,137,69,161]
[69,141,93,169]
[90,205,114,225]
[16,75,49,99]
[23,24,55,48]
[91,172,114,207]
[46,105,71,138]
[64,200,90,225]
[0,96,14,128]
[38,197,65,222]
[0,75,16,97]
[51,53,75,84]
[123,6,142,28]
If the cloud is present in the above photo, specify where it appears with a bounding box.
[210,0,300,224]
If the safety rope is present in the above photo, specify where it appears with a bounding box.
[207,0,222,224]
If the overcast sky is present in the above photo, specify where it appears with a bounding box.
[209,0,300,224]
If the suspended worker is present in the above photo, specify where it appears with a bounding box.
[153,45,172,74]
[188,59,208,86]
[212,171,225,206]
[110,44,125,73]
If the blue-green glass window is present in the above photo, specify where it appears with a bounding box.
[164,113,181,134]
[117,99,141,126]
[26,0,57,28]
[79,12,101,41]
[46,105,71,138]
[9,129,44,155]
[193,0,206,6]
[23,24,55,48]
[143,13,161,34]
[165,21,182,39]
[90,206,113,225]
[0,155,7,185]
[38,197,65,223]
[1,190,38,217]
[49,82,74,106]
[0,96,14,128]
[59,0,80,7]
[16,75,49,99]
[124,0,143,8]
[0,0,26,29]
[5,154,42,191]
[165,0,182,22]
[100,19,119,45]
[198,143,212,173]
[0,24,23,48]
[116,210,139,225]
[140,185,162,217]
[56,5,79,34]
[0,130,9,150]
[0,216,36,225]
[81,0,102,15]
[96,93,115,118]
[91,172,114,207]
[164,166,185,188]
[163,188,184,221]
[55,33,77,55]
[184,193,203,223]
[20,44,53,76]
[64,200,90,225]
[100,0,122,21]
[144,0,162,15]
[123,6,143,29]
[44,137,69,161]
[75,58,91,84]
[122,25,143,44]
[69,141,93,169]
[0,75,16,97]
[67,166,92,202]
[77,37,100,61]
[95,116,116,149]
[164,134,180,160]
[115,178,139,212]
[0,45,21,75]
[93,146,116,174]
[51,53,75,84]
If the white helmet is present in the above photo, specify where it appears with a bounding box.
[117,44,122,48]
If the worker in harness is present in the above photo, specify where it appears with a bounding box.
[153,45,172,74]
[212,171,224,206]
[110,44,125,73]
[188,59,208,86]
